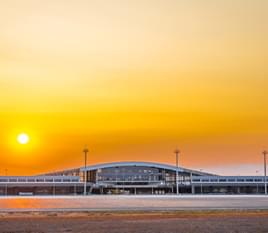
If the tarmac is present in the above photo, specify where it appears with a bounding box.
[0,195,268,212]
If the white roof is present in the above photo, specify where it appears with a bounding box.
[80,161,215,176]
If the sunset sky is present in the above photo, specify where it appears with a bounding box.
[0,0,267,175]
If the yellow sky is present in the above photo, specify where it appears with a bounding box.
[0,0,267,175]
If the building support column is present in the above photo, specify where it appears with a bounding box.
[74,184,76,195]
[191,185,195,194]
[53,184,55,196]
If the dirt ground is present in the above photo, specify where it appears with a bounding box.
[0,211,268,233]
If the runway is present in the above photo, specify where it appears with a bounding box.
[0,195,268,212]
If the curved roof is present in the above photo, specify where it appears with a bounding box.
[81,161,215,176]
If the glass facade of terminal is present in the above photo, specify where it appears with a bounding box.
[1,162,266,195]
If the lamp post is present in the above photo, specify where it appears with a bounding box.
[174,148,180,195]
[200,169,203,194]
[83,145,89,196]
[256,170,259,194]
[263,150,267,195]
[5,168,7,196]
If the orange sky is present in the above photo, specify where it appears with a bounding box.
[0,0,267,176]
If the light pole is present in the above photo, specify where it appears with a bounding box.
[5,168,7,196]
[83,145,89,196]
[263,150,267,195]
[256,170,259,194]
[174,148,180,195]
[200,169,203,194]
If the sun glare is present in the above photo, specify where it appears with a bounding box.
[17,133,30,145]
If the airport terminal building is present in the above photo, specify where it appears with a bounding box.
[0,161,267,195]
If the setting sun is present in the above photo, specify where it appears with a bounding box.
[17,133,30,145]
[0,0,267,176]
